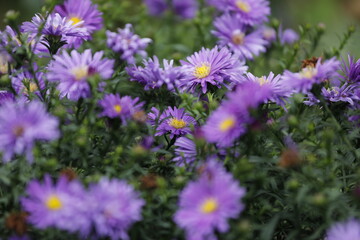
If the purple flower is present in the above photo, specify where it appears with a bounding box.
[172,0,198,19]
[173,136,197,166]
[279,28,299,44]
[179,46,248,93]
[0,101,59,162]
[88,178,144,240]
[126,56,184,91]
[21,175,91,235]
[47,49,114,101]
[260,26,276,45]
[326,219,360,240]
[0,91,14,105]
[282,57,341,93]
[322,84,358,105]
[206,0,228,9]
[144,0,167,16]
[106,24,152,64]
[54,0,103,48]
[98,93,144,124]
[147,106,161,126]
[225,0,270,26]
[8,235,31,240]
[303,93,320,106]
[341,55,360,84]
[154,106,197,138]
[10,68,45,98]
[212,14,267,60]
[174,158,246,240]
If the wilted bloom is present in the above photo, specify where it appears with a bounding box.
[172,0,198,19]
[173,136,197,166]
[21,175,91,235]
[341,55,360,84]
[174,159,246,240]
[10,68,45,98]
[282,57,341,93]
[47,49,114,101]
[225,0,270,26]
[212,14,267,60]
[0,101,59,162]
[88,178,144,240]
[144,0,167,16]
[106,24,152,64]
[179,46,248,93]
[326,219,360,240]
[126,56,184,91]
[279,28,299,44]
[321,84,358,105]
[154,106,197,138]
[54,0,103,48]
[98,93,144,124]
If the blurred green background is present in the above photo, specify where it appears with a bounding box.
[0,0,359,56]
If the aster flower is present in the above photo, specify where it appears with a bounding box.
[179,46,248,93]
[10,68,45,98]
[341,55,360,84]
[0,91,14,105]
[326,219,360,240]
[172,0,198,19]
[144,0,167,16]
[282,57,341,93]
[225,0,270,26]
[54,0,103,48]
[21,175,91,235]
[321,84,358,105]
[155,106,197,138]
[279,28,299,45]
[126,56,184,91]
[147,106,161,126]
[0,101,59,162]
[303,93,320,106]
[212,14,267,60]
[173,136,197,166]
[47,49,114,101]
[88,178,144,240]
[106,24,152,64]
[174,158,246,240]
[98,93,144,124]
[261,26,277,45]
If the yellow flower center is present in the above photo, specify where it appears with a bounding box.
[232,32,245,45]
[236,1,251,13]
[194,64,211,79]
[13,126,24,137]
[71,66,89,81]
[219,117,236,132]
[113,104,122,113]
[258,77,268,86]
[46,195,62,211]
[169,118,187,129]
[200,198,218,214]
[300,67,318,79]
[70,16,82,26]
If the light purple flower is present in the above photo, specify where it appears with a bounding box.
[98,93,144,124]
[106,24,152,64]
[47,49,114,101]
[173,0,198,19]
[212,13,267,60]
[10,67,45,98]
[154,106,197,138]
[144,0,167,16]
[279,28,299,45]
[0,101,59,162]
[54,0,103,48]
[0,91,14,105]
[179,46,248,93]
[341,55,360,84]
[173,136,197,166]
[21,175,91,235]
[326,219,360,240]
[174,158,246,240]
[303,93,320,106]
[260,26,276,45]
[225,0,270,26]
[88,178,144,240]
[322,84,358,105]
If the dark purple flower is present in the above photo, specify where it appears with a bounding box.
[0,91,14,105]
[179,46,248,93]
[341,55,360,84]
[98,93,144,124]
[144,0,167,16]
[106,24,152,64]
[172,0,198,19]
[0,101,59,162]
[88,178,144,240]
[212,13,267,60]
[174,158,246,240]
[322,84,358,105]
[326,219,360,240]
[47,49,114,101]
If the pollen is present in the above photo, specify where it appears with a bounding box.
[200,198,218,214]
[232,31,245,45]
[46,195,62,211]
[169,118,187,129]
[194,64,211,79]
[71,66,89,81]
[113,104,122,113]
[300,67,318,79]
[70,16,82,26]
[13,126,24,137]
[236,1,251,13]
[219,117,236,132]
[258,77,268,86]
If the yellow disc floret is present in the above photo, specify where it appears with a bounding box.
[200,198,218,214]
[236,1,251,13]
[258,77,268,86]
[169,118,187,129]
[194,64,211,79]
[71,66,89,81]
[70,16,82,26]
[232,32,245,45]
[46,195,63,211]
[219,117,236,132]
[300,67,318,79]
[113,104,122,113]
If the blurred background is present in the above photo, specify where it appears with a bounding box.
[0,0,359,56]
